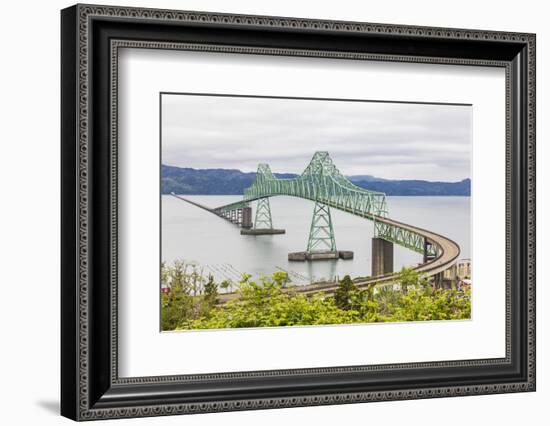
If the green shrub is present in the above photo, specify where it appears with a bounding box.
[161,261,472,331]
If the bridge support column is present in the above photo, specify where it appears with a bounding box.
[372,238,393,277]
[307,202,337,253]
[289,202,353,261]
[241,198,285,235]
[241,207,253,228]
[254,197,273,229]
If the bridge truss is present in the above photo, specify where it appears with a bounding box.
[213,152,438,257]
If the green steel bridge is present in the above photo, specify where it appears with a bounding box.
[173,151,460,287]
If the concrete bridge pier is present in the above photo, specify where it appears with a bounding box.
[372,237,394,277]
[437,264,459,290]
[241,207,253,228]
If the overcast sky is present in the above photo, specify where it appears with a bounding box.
[161,94,471,181]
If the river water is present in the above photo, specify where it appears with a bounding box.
[161,195,470,286]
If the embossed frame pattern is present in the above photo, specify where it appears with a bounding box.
[61,3,536,421]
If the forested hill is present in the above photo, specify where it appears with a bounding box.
[161,164,470,196]
[347,176,471,196]
[161,165,298,195]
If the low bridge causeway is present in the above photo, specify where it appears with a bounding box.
[171,193,254,228]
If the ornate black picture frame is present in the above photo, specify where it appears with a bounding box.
[61,4,535,421]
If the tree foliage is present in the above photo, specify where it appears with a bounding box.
[334,275,357,310]
[160,261,471,331]
[161,261,219,331]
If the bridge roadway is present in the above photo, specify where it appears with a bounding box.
[292,214,460,296]
[171,194,217,214]
[170,194,460,303]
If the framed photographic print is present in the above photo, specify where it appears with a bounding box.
[61,4,536,421]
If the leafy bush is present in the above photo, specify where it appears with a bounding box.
[184,273,358,329]
[161,261,220,331]
[161,261,471,331]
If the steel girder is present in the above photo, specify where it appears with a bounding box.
[243,152,388,219]
[374,221,438,257]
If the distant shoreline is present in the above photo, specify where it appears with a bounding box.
[161,164,471,197]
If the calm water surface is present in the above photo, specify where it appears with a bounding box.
[162,195,470,286]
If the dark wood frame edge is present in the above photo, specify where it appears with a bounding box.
[61,4,535,421]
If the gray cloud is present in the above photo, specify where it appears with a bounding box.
[161,94,471,181]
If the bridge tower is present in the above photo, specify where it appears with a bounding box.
[240,197,285,235]
[307,202,337,253]
[254,197,273,229]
